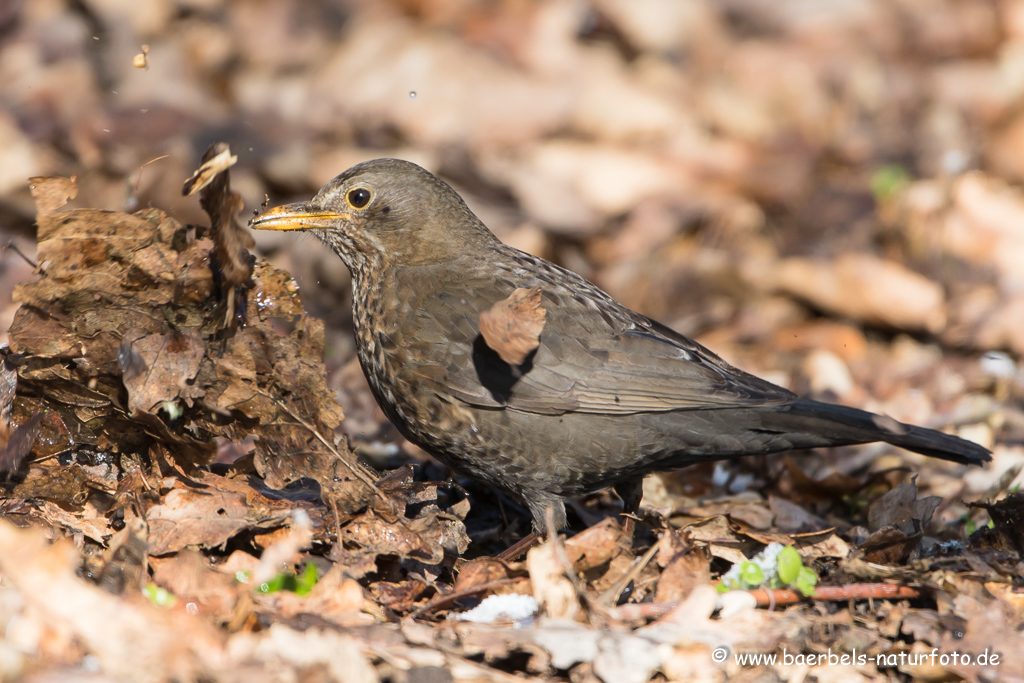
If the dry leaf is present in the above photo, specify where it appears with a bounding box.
[479,287,546,365]
[187,143,255,327]
[772,253,946,333]
[28,176,77,216]
[122,330,206,415]
[0,413,44,474]
[867,478,940,535]
[526,539,579,620]
[182,147,237,196]
[654,548,710,603]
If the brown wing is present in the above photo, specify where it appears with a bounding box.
[392,256,797,417]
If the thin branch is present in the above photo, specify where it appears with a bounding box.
[407,578,530,619]
[608,583,924,621]
[266,394,387,501]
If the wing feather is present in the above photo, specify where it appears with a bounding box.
[395,259,797,416]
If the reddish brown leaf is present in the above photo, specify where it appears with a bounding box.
[859,526,920,565]
[454,558,527,594]
[479,287,546,365]
[372,579,429,611]
[654,548,710,603]
[145,485,250,556]
[563,517,627,571]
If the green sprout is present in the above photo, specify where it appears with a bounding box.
[717,542,818,598]
[962,514,977,536]
[256,562,320,596]
[143,583,177,608]
[870,163,912,203]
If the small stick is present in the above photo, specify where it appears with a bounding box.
[608,583,923,621]
[407,578,529,619]
[598,535,663,607]
[265,394,387,501]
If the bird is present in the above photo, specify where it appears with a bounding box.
[250,158,990,552]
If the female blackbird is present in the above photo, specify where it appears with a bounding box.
[250,159,990,537]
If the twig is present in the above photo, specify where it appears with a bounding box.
[266,395,387,501]
[4,241,37,269]
[407,578,529,619]
[598,535,663,607]
[607,583,923,621]
[132,154,170,191]
[744,583,922,607]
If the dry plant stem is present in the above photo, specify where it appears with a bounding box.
[132,154,170,191]
[497,532,540,562]
[608,583,923,621]
[4,241,37,269]
[265,394,387,501]
[748,583,923,606]
[407,578,530,619]
[597,535,663,607]
[547,506,606,625]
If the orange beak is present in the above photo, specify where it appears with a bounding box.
[249,202,350,231]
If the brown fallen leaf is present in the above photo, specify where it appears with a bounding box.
[0,413,44,474]
[337,508,446,565]
[859,525,921,565]
[654,545,710,603]
[279,565,366,623]
[96,517,149,596]
[145,484,251,556]
[772,253,946,333]
[0,520,224,681]
[122,330,206,415]
[186,143,255,327]
[563,517,627,571]
[454,557,529,595]
[28,175,78,216]
[867,477,940,536]
[479,287,546,365]
[858,477,939,564]
[371,578,429,612]
[150,550,242,622]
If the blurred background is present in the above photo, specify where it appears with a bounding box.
[0,0,1021,484]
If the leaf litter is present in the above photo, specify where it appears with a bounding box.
[1,2,1024,681]
[0,167,1020,683]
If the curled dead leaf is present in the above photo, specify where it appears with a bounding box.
[182,148,237,196]
[28,176,78,216]
[526,539,579,620]
[186,143,255,328]
[479,287,546,365]
[132,45,149,69]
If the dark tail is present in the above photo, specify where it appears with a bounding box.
[772,398,991,466]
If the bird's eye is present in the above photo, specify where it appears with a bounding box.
[347,188,372,209]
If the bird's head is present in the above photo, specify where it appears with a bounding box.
[250,158,496,275]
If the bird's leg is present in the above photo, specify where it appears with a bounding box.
[613,477,644,538]
[497,497,568,561]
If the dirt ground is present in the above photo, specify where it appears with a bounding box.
[1,1,1023,681]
